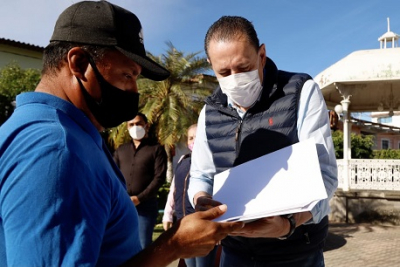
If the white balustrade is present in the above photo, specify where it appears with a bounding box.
[337,159,400,191]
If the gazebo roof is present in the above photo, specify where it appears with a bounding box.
[315,48,400,111]
[378,30,399,41]
[378,17,399,42]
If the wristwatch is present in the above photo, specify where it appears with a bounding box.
[277,214,296,240]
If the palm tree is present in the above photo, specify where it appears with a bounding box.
[105,122,130,152]
[138,42,216,181]
[107,42,217,181]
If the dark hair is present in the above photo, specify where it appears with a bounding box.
[204,16,260,58]
[136,112,148,124]
[41,41,112,76]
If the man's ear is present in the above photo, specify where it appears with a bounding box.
[259,44,267,67]
[67,47,90,81]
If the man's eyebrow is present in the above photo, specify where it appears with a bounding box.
[217,67,230,74]
[236,61,251,69]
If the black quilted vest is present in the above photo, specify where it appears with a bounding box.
[204,58,328,261]
[173,154,195,220]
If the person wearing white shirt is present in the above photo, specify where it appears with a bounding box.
[188,16,338,267]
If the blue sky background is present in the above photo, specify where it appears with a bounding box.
[1,0,400,79]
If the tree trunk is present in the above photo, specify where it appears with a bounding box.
[164,145,174,183]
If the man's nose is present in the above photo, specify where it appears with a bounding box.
[129,82,139,93]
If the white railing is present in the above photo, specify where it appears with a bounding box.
[337,159,400,191]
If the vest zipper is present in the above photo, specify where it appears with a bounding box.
[182,171,190,217]
[235,119,243,153]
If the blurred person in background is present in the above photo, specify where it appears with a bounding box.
[163,124,219,267]
[114,112,167,248]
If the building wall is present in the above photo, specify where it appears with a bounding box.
[369,113,400,149]
[332,113,400,151]
[375,134,400,149]
[0,43,43,70]
[351,124,362,134]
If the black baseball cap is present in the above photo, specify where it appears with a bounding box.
[50,0,170,81]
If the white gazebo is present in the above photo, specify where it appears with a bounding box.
[315,18,400,192]
[379,18,400,49]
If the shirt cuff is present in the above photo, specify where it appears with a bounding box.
[187,177,214,208]
[306,198,330,224]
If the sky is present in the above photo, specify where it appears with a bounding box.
[1,0,400,78]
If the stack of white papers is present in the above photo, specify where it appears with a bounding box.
[212,138,327,222]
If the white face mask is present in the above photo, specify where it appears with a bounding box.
[129,125,146,140]
[218,69,262,108]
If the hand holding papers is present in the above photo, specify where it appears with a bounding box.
[212,138,327,222]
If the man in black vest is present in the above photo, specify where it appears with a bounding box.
[188,16,338,267]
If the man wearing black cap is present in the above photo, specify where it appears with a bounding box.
[0,1,244,266]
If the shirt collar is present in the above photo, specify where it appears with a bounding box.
[227,97,246,118]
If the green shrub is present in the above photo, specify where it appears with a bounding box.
[332,130,374,159]
[373,149,400,159]
[0,62,40,125]
[157,182,171,224]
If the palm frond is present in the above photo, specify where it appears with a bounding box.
[107,42,218,153]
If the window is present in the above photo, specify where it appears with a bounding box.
[382,139,390,149]
[378,117,392,124]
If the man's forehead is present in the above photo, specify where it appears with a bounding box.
[208,34,252,50]
[208,40,256,62]
[188,127,197,135]
[102,50,142,72]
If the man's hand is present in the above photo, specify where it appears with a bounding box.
[194,192,222,211]
[163,221,173,231]
[230,211,313,238]
[123,204,244,266]
[130,196,140,206]
[229,216,289,238]
[167,204,244,259]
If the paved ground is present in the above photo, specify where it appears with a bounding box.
[324,223,400,267]
[168,222,400,267]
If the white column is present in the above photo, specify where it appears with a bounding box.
[341,97,351,191]
[335,83,352,192]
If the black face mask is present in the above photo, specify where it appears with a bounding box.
[77,56,139,128]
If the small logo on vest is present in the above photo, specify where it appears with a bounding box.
[269,117,273,126]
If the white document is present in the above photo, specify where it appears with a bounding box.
[212,138,327,222]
